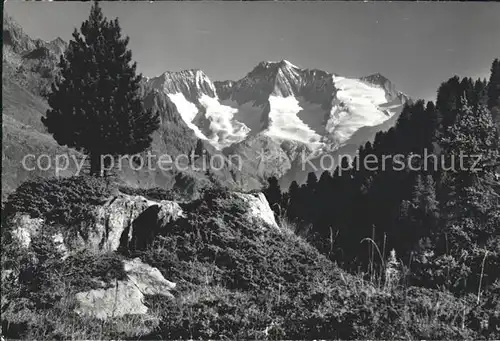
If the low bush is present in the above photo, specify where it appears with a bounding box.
[3,176,115,226]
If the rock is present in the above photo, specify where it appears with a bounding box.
[157,200,185,224]
[1,270,14,282]
[9,191,278,254]
[9,194,185,253]
[75,258,174,320]
[9,214,43,248]
[124,258,176,296]
[89,194,185,252]
[52,232,69,259]
[235,192,279,229]
[75,281,147,320]
[90,194,162,252]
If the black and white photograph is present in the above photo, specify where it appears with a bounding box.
[1,0,500,339]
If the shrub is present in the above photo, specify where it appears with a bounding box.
[3,176,115,226]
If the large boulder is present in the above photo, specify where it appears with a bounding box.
[235,192,279,229]
[90,194,185,252]
[123,257,176,296]
[74,281,146,320]
[74,258,175,320]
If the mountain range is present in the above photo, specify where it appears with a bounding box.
[2,14,410,197]
[144,58,409,185]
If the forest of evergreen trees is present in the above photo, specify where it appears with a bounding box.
[265,59,500,294]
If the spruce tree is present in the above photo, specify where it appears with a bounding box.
[42,2,159,176]
[436,76,467,131]
[440,100,499,253]
[487,58,500,134]
[441,100,499,185]
[417,101,440,154]
[398,174,439,256]
[286,180,301,221]
[195,139,204,159]
[316,171,333,231]
[264,176,282,217]
[303,172,318,220]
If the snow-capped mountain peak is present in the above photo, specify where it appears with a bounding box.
[253,59,300,72]
[148,69,217,99]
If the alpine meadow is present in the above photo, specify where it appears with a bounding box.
[2,2,500,340]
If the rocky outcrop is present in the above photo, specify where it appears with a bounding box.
[90,194,184,252]
[235,192,279,229]
[75,258,175,320]
[8,191,278,255]
[9,194,185,253]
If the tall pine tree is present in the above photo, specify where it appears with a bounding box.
[42,2,159,176]
[487,58,500,135]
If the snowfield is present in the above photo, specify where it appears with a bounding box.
[167,93,208,141]
[327,76,394,145]
[265,96,323,149]
[198,95,250,149]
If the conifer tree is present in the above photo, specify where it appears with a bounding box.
[286,180,301,221]
[439,100,499,253]
[42,2,159,176]
[264,176,282,217]
[436,77,458,128]
[195,139,204,159]
[441,100,499,185]
[487,58,500,134]
[306,172,318,190]
[316,171,333,230]
[398,174,439,256]
[423,101,440,151]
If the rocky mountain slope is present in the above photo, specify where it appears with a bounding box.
[2,15,81,196]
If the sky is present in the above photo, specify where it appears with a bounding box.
[5,1,500,101]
